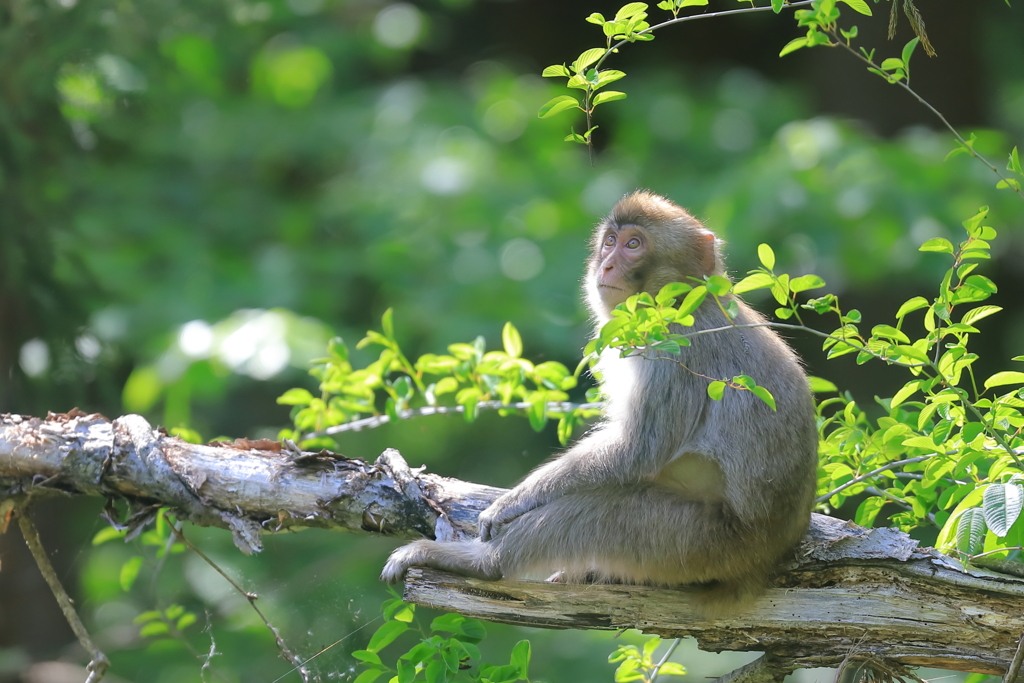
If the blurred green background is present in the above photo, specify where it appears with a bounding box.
[2,1,1023,681]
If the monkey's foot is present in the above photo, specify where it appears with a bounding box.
[380,544,424,584]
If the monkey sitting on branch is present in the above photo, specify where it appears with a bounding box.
[381,191,818,616]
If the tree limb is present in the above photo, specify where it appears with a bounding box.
[5,411,1024,680]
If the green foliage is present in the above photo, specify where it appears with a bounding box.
[278,310,599,448]
[355,599,531,683]
[607,636,685,683]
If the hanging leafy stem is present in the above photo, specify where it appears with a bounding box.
[538,0,1024,199]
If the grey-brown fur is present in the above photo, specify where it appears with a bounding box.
[381,191,818,617]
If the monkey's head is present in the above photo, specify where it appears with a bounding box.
[586,190,724,320]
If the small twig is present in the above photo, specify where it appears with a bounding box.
[1005,630,1024,683]
[830,32,1022,202]
[171,525,311,683]
[313,401,603,438]
[816,455,936,503]
[650,637,682,683]
[18,512,110,683]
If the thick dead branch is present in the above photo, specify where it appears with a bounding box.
[5,411,1024,680]
[0,411,500,553]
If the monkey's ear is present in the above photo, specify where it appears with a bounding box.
[698,231,717,275]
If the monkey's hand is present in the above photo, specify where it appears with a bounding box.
[477,490,542,541]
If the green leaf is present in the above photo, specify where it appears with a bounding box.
[757,244,775,270]
[680,0,708,5]
[789,275,825,293]
[593,91,627,105]
[895,296,929,319]
[510,640,531,676]
[353,670,384,683]
[92,526,126,545]
[277,387,314,406]
[176,613,197,631]
[889,380,921,409]
[502,322,523,358]
[677,285,707,316]
[615,2,649,20]
[871,324,910,343]
[367,620,408,653]
[956,507,987,555]
[573,48,607,73]
[779,36,809,57]
[119,556,143,592]
[381,308,395,340]
[658,662,687,676]
[139,621,169,638]
[655,282,691,305]
[771,0,784,12]
[982,483,1024,537]
[919,238,953,253]
[901,36,919,66]
[837,0,871,15]
[542,64,572,78]
[706,275,732,296]
[751,385,776,411]
[807,376,838,393]
[733,272,773,294]
[538,95,580,118]
[984,372,1024,389]
[855,496,885,527]
[707,381,726,401]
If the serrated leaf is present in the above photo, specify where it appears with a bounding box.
[956,507,987,555]
[593,90,627,105]
[983,483,1024,537]
[984,371,1024,389]
[538,95,580,119]
[837,0,871,15]
[961,305,1002,325]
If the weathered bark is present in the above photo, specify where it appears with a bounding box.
[3,411,1024,680]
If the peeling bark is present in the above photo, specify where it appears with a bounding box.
[4,411,1024,680]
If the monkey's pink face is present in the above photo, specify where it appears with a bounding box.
[594,224,648,309]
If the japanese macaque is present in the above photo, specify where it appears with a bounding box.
[381,191,818,617]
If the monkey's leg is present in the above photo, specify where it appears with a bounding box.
[380,538,502,584]
[491,485,781,615]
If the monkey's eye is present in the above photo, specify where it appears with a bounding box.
[603,234,615,247]
[626,237,641,249]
